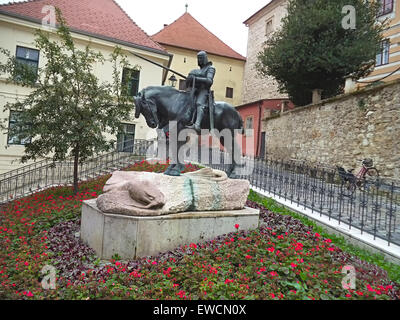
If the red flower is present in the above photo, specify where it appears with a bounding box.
[176,290,186,298]
[234,224,240,230]
[294,242,303,251]
[189,243,197,249]
[366,284,374,292]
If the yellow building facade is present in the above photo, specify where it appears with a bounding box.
[355,0,400,84]
[0,1,170,173]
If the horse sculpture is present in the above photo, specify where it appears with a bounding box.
[134,86,245,178]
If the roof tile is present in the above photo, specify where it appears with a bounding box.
[0,0,166,53]
[152,12,246,61]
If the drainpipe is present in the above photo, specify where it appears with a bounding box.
[256,100,262,157]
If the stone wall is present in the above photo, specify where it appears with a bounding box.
[262,80,400,180]
[242,0,288,104]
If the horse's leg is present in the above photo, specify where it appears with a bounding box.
[164,123,186,176]
[157,124,176,175]
[164,136,176,174]
[229,137,246,179]
[220,130,244,179]
[219,135,234,177]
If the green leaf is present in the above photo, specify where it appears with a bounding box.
[279,267,290,275]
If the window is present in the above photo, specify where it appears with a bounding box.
[117,123,135,152]
[7,111,31,145]
[265,19,273,35]
[121,68,140,97]
[15,46,39,80]
[377,0,394,17]
[225,87,233,98]
[245,116,253,130]
[376,40,390,66]
[245,116,254,136]
[179,79,187,90]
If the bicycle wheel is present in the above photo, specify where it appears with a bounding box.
[341,180,356,197]
[364,167,380,190]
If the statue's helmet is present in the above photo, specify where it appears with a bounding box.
[197,51,208,67]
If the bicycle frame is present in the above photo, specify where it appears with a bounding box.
[356,165,368,180]
[337,159,379,196]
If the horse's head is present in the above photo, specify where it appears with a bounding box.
[134,89,159,129]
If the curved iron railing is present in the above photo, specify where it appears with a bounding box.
[0,139,153,204]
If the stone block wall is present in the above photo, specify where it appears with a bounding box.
[262,80,400,180]
[242,0,289,104]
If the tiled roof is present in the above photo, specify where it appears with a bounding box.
[152,12,246,61]
[0,0,166,54]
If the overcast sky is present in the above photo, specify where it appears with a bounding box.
[0,0,270,56]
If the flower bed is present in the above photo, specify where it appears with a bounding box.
[0,161,399,300]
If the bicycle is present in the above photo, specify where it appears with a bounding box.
[336,158,380,196]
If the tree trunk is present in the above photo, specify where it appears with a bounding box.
[73,147,79,195]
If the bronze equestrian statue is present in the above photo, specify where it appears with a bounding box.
[185,51,216,133]
[133,51,245,178]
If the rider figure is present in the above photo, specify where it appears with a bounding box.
[186,51,215,133]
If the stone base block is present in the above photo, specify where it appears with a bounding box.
[81,199,260,260]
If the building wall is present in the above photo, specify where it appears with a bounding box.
[262,80,400,180]
[242,0,288,104]
[237,99,294,156]
[0,14,169,173]
[162,45,245,107]
[359,0,400,84]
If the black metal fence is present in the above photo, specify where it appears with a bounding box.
[0,139,152,204]
[1,140,399,248]
[187,149,400,247]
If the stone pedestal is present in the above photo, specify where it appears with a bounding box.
[81,199,260,260]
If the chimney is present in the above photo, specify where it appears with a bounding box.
[312,89,322,104]
[344,77,357,93]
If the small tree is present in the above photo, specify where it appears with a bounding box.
[0,9,138,194]
[256,0,386,106]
